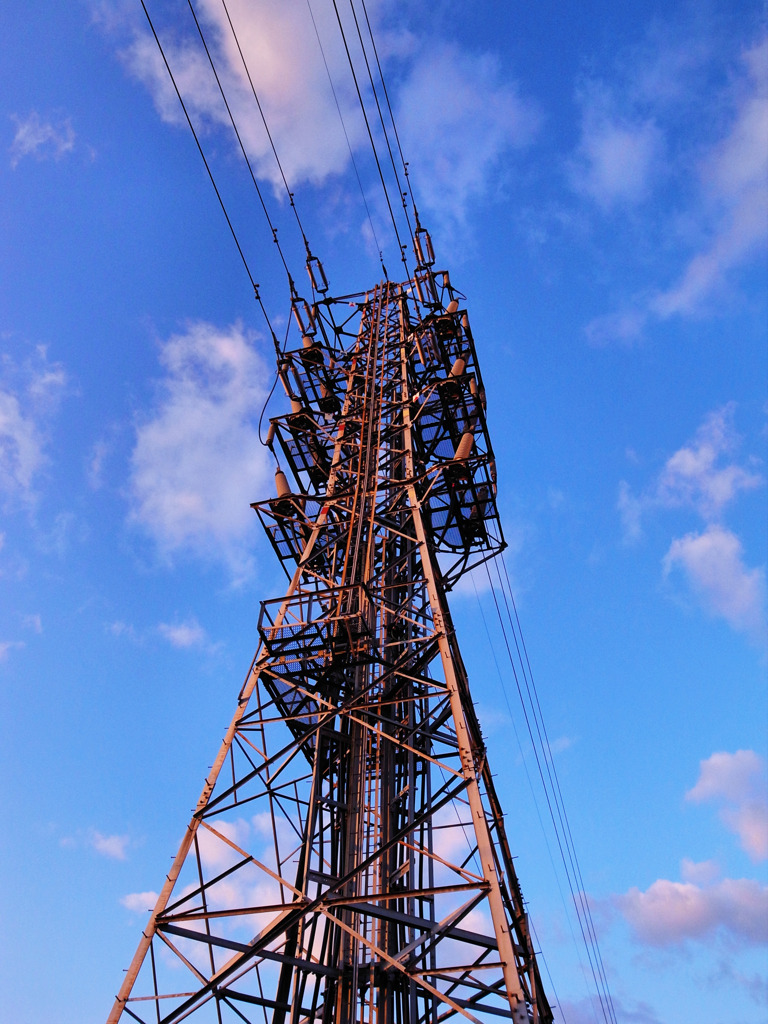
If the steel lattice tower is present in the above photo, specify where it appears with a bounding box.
[107,263,553,1024]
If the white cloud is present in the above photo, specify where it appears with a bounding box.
[89,830,130,860]
[120,890,159,914]
[109,1,537,236]
[618,404,762,541]
[656,405,762,518]
[119,0,372,190]
[569,82,662,210]
[663,525,766,642]
[680,858,720,885]
[396,44,539,223]
[615,876,768,946]
[9,111,76,168]
[108,619,139,642]
[157,617,207,649]
[687,750,768,861]
[21,614,42,634]
[587,30,768,340]
[0,640,25,662]
[128,321,272,572]
[0,347,67,505]
[652,34,768,317]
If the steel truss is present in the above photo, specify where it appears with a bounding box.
[107,274,553,1024]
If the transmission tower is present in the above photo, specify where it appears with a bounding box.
[107,248,554,1024]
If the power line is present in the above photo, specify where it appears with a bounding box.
[186,0,297,293]
[304,0,387,279]
[139,0,279,345]
[218,0,314,277]
[330,0,411,280]
[497,557,619,1022]
[345,0,416,255]
[483,559,618,1024]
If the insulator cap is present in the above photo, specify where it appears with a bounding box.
[290,398,303,414]
[450,357,466,377]
[274,468,291,499]
[453,430,474,461]
[446,299,459,314]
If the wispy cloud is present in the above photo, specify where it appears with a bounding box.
[687,750,768,861]
[0,639,25,662]
[569,82,662,210]
[61,826,132,859]
[157,616,208,649]
[651,35,768,318]
[663,525,766,643]
[104,1,537,234]
[21,613,42,634]
[612,753,768,947]
[397,44,539,224]
[0,346,67,507]
[90,830,130,860]
[618,404,762,540]
[120,890,159,914]
[585,28,768,343]
[9,111,76,168]
[128,321,272,573]
[619,405,765,642]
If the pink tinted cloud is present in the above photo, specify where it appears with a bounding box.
[615,876,768,946]
[687,750,768,861]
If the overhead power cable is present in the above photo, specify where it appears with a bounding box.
[483,558,619,1024]
[186,0,297,296]
[330,0,411,281]
[497,557,619,1023]
[305,0,387,279]
[345,0,416,256]
[218,0,314,278]
[139,0,279,346]
[358,0,417,212]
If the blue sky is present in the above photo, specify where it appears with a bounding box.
[1,1,766,1021]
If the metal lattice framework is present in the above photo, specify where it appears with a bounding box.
[107,271,553,1024]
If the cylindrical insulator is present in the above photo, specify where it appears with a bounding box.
[415,270,437,305]
[469,377,478,397]
[454,431,474,461]
[292,300,316,335]
[450,357,466,377]
[414,227,435,267]
[278,360,292,397]
[446,299,459,314]
[291,397,303,414]
[265,422,276,447]
[443,271,450,288]
[274,468,291,499]
[307,256,329,293]
[489,459,497,483]
[461,313,469,330]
